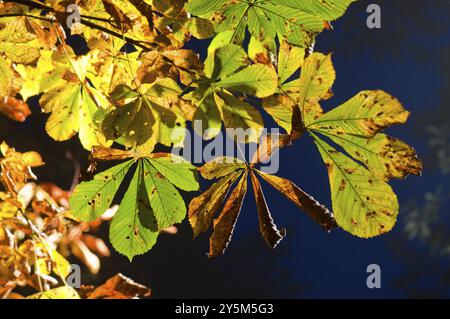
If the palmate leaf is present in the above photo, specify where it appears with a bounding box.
[0,17,48,66]
[70,149,199,260]
[69,159,133,222]
[109,160,158,260]
[187,43,277,142]
[87,34,140,94]
[186,0,356,47]
[188,155,335,257]
[103,82,187,151]
[297,56,423,238]
[262,52,334,134]
[312,133,399,237]
[260,41,308,133]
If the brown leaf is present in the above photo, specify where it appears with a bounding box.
[256,171,337,231]
[251,133,290,166]
[101,0,133,31]
[39,182,70,208]
[128,0,154,29]
[0,96,31,122]
[209,172,248,258]
[84,273,151,299]
[250,172,286,248]
[81,234,110,257]
[290,104,306,141]
[199,156,246,180]
[90,146,133,161]
[188,171,241,238]
[0,142,44,194]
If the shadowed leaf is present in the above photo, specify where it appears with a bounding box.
[256,170,337,231]
[209,172,248,257]
[250,172,286,248]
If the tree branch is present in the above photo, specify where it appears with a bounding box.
[2,0,155,50]
[1,0,199,76]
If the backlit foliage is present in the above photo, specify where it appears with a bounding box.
[0,0,422,298]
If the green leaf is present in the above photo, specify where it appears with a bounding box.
[190,45,273,142]
[298,52,335,126]
[79,87,110,150]
[262,94,296,133]
[282,0,358,20]
[214,91,264,143]
[70,159,133,221]
[40,82,110,150]
[147,155,199,191]
[191,87,223,140]
[143,159,187,230]
[215,63,278,98]
[205,43,248,79]
[312,133,399,238]
[103,97,156,148]
[103,84,183,150]
[70,153,198,259]
[278,41,305,86]
[307,90,422,181]
[206,30,245,53]
[186,0,356,47]
[41,83,82,141]
[307,90,410,137]
[110,161,158,261]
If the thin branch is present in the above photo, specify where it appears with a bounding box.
[2,0,156,50]
[0,12,53,22]
[1,0,199,77]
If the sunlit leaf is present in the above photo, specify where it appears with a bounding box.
[312,133,399,238]
[70,159,133,222]
[186,0,356,47]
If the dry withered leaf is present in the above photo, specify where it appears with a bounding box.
[250,172,286,248]
[209,172,248,258]
[251,133,290,166]
[82,273,151,299]
[90,146,134,162]
[0,142,44,194]
[256,170,337,231]
[0,96,31,122]
[188,171,241,238]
